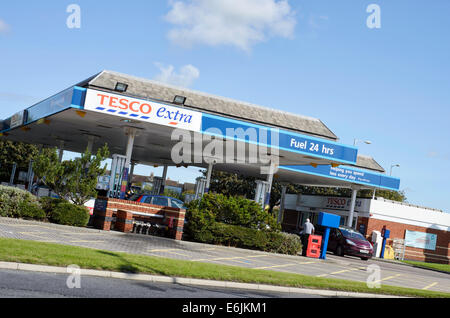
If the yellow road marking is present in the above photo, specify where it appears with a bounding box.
[254,264,298,270]
[191,255,268,262]
[317,266,366,278]
[372,274,402,284]
[18,232,48,235]
[422,282,438,290]
[70,240,104,243]
[147,249,191,257]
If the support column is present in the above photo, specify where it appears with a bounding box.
[128,161,137,190]
[86,135,99,153]
[372,188,377,200]
[347,187,358,228]
[205,162,214,193]
[159,165,169,195]
[264,163,276,208]
[121,127,138,199]
[58,140,65,163]
[9,162,17,186]
[26,160,34,192]
[278,183,288,224]
[124,128,137,169]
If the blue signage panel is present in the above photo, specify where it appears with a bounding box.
[318,212,341,229]
[405,230,437,251]
[201,114,358,164]
[281,164,400,191]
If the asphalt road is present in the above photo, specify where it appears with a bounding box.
[0,269,323,298]
[0,217,448,294]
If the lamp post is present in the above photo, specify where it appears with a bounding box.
[353,139,372,147]
[390,164,400,176]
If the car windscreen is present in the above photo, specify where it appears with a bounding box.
[340,228,366,240]
[128,194,141,201]
[171,199,185,209]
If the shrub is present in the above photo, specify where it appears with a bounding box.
[184,194,301,255]
[18,201,46,221]
[39,197,67,219]
[0,185,42,219]
[187,193,280,231]
[199,222,302,255]
[50,202,90,227]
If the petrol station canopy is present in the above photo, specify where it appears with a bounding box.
[0,70,400,191]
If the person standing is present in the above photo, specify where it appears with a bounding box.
[301,218,315,256]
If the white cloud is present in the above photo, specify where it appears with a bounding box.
[154,63,200,88]
[0,19,10,34]
[427,151,449,161]
[165,0,296,52]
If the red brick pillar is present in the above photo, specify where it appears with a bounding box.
[116,210,134,233]
[93,198,112,231]
[164,207,186,240]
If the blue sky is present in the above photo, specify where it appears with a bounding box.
[0,1,449,212]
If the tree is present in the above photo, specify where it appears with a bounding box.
[0,141,39,183]
[204,170,407,214]
[33,145,110,206]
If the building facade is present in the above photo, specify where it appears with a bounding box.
[282,194,450,264]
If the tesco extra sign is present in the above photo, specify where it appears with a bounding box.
[84,89,202,132]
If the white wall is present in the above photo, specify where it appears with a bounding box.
[284,194,450,232]
[370,199,450,231]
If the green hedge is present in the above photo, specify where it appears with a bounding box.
[0,185,45,220]
[185,193,301,255]
[49,202,90,227]
[206,223,302,255]
[0,186,89,227]
[187,193,280,231]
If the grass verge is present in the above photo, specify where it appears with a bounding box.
[402,260,450,273]
[0,238,448,298]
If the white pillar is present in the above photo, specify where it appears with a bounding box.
[347,188,358,228]
[278,184,288,223]
[159,165,169,195]
[124,127,137,169]
[58,140,65,163]
[205,162,214,193]
[128,161,137,188]
[372,188,376,199]
[86,135,97,153]
[264,163,276,207]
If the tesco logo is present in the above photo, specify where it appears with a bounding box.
[86,89,202,132]
[97,93,152,114]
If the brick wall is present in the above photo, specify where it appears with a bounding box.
[358,217,450,264]
[92,197,186,241]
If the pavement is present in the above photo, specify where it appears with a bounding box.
[0,217,449,295]
[0,262,394,298]
[0,267,326,298]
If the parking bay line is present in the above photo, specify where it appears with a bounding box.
[316,266,367,278]
[253,261,317,270]
[147,248,192,258]
[372,274,403,284]
[190,255,269,263]
[422,282,438,290]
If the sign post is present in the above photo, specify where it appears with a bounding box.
[317,212,341,260]
[380,226,390,259]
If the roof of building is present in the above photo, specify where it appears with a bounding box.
[83,70,338,141]
[352,155,386,173]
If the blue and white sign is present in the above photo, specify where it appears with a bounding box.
[84,89,203,132]
[201,114,358,165]
[281,164,401,190]
[405,230,437,251]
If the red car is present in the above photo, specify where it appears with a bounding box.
[316,225,374,260]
